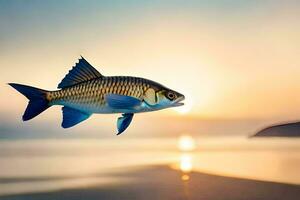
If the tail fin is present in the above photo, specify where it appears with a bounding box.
[8,83,50,121]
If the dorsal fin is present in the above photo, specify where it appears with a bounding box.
[58,56,103,89]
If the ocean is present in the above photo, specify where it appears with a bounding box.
[0,136,299,197]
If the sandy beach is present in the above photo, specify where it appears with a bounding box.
[0,165,299,200]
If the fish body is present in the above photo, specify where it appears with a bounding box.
[9,57,185,134]
[49,76,182,114]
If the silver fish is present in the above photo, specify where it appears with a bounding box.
[9,57,185,134]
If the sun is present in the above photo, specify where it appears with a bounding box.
[178,135,196,151]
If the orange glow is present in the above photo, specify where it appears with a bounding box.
[3,1,300,124]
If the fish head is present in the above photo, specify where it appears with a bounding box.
[156,88,185,108]
[142,80,185,110]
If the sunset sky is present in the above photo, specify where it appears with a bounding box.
[1,0,300,137]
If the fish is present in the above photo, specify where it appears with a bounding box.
[9,57,185,135]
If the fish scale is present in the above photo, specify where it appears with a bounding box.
[48,76,150,113]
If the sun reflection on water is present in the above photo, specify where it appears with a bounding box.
[180,154,193,182]
[177,135,196,182]
[181,174,190,181]
[180,154,193,173]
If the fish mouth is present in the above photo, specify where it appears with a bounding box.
[173,96,185,107]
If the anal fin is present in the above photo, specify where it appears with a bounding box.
[62,106,91,128]
[117,113,134,135]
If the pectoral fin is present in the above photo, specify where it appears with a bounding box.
[106,94,141,109]
[117,113,134,135]
[61,106,91,128]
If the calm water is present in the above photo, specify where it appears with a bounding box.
[0,137,299,196]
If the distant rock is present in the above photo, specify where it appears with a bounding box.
[252,121,300,137]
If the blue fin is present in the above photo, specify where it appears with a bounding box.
[8,83,50,121]
[106,94,141,109]
[117,113,134,135]
[58,56,103,89]
[61,106,91,128]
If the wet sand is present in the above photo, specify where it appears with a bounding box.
[0,165,299,200]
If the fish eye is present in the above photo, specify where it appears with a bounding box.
[167,92,176,100]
